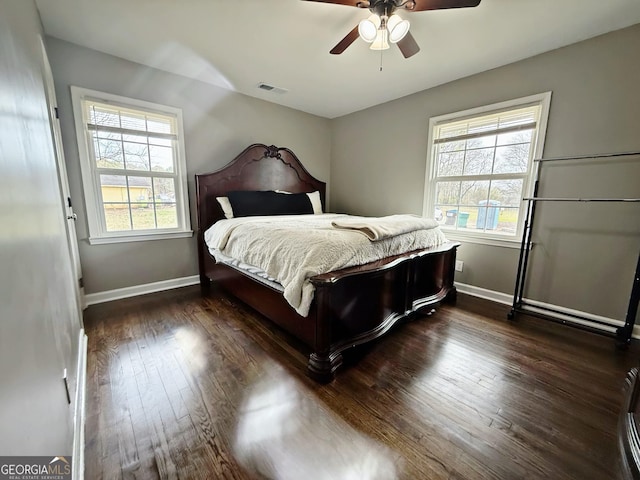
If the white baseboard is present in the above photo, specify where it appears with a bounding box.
[454,281,639,339]
[84,275,200,306]
[72,330,87,480]
[455,282,512,305]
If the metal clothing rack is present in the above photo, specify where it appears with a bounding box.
[508,151,640,348]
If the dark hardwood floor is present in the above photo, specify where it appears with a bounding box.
[84,286,639,479]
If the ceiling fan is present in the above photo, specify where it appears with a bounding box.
[304,0,481,58]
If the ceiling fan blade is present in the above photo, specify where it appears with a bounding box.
[407,0,481,11]
[330,25,360,54]
[396,32,420,58]
[302,0,368,7]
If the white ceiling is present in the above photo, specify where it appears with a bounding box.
[36,0,640,119]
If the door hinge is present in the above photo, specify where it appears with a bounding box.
[54,107,59,119]
[67,196,72,208]
[79,277,84,289]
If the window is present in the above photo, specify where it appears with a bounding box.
[71,87,192,244]
[423,92,551,246]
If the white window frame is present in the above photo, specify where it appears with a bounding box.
[71,86,192,245]
[423,92,552,248]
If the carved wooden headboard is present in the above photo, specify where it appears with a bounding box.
[195,144,327,278]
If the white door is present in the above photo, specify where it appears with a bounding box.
[40,37,85,321]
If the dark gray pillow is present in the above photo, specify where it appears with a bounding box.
[227,190,313,217]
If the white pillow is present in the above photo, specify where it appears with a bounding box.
[306,191,323,215]
[216,196,234,219]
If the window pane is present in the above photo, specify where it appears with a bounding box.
[466,134,495,149]
[497,129,532,146]
[456,206,479,230]
[100,175,129,202]
[124,142,150,171]
[438,206,460,226]
[131,203,156,230]
[460,180,489,206]
[156,204,178,228]
[103,204,131,232]
[150,145,174,172]
[127,176,152,205]
[464,148,494,175]
[496,207,519,235]
[493,144,530,174]
[153,178,175,203]
[437,150,464,176]
[489,179,524,207]
[123,142,149,168]
[476,202,499,231]
[436,182,460,205]
[94,138,124,168]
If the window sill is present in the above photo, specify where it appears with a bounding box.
[443,230,524,249]
[88,230,193,245]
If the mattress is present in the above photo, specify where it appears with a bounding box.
[210,248,284,292]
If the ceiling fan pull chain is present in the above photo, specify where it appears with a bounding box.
[379,47,384,71]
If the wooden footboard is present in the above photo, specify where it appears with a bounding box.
[308,242,458,381]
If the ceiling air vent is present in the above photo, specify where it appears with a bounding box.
[257,82,288,94]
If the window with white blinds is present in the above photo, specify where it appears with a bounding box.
[71,87,192,244]
[424,93,551,245]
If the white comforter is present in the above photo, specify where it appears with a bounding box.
[204,213,448,317]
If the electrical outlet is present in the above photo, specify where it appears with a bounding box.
[455,260,464,272]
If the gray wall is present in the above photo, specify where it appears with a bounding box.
[331,25,640,321]
[0,0,81,456]
[46,37,332,294]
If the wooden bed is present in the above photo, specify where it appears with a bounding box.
[196,143,459,381]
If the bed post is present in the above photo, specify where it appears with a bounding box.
[195,174,212,293]
[443,246,458,304]
[197,230,211,293]
[307,283,340,383]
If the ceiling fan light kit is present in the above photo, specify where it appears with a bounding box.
[387,14,410,43]
[358,14,380,42]
[369,29,390,50]
[304,0,481,59]
[359,13,409,50]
